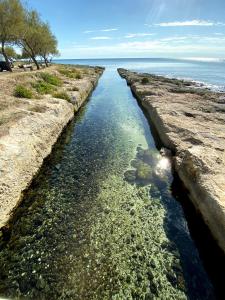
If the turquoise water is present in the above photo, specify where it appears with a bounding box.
[0,67,221,299]
[55,58,225,91]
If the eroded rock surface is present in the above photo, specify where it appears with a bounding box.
[0,65,103,229]
[118,68,225,253]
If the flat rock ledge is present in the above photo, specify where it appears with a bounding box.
[118,68,225,253]
[0,66,104,230]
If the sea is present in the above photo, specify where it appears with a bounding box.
[54,57,225,92]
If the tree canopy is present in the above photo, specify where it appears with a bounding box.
[38,23,59,66]
[0,46,17,60]
[0,0,25,70]
[0,0,59,71]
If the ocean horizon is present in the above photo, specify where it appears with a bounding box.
[54,57,225,92]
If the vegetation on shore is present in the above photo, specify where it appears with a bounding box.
[53,91,71,102]
[11,65,99,102]
[14,85,33,99]
[0,0,58,71]
[58,67,82,79]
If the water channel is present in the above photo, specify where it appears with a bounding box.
[0,68,222,299]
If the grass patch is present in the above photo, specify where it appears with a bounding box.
[141,77,149,84]
[33,81,54,95]
[40,72,62,86]
[53,91,71,102]
[58,67,82,79]
[75,73,82,79]
[14,85,33,99]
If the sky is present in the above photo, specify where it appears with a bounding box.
[27,0,225,59]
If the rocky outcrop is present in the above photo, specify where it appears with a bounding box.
[0,65,104,230]
[118,68,225,253]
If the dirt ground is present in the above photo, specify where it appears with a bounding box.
[0,64,99,138]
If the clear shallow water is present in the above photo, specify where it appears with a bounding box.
[55,58,225,91]
[0,68,220,299]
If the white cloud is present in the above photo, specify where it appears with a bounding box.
[125,33,155,38]
[84,30,95,34]
[84,28,118,34]
[154,20,225,27]
[60,35,225,59]
[101,28,118,32]
[184,57,224,62]
[90,36,112,40]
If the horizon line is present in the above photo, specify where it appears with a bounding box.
[53,57,225,62]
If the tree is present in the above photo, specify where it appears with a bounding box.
[21,48,32,62]
[38,23,59,67]
[0,0,24,71]
[0,46,17,61]
[18,10,43,69]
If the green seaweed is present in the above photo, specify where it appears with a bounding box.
[136,162,152,181]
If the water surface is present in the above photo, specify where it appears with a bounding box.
[55,58,225,91]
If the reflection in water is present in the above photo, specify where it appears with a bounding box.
[0,69,216,299]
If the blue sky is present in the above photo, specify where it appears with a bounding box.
[27,0,225,59]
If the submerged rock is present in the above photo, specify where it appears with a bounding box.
[124,146,170,188]
[136,163,152,182]
[124,169,136,183]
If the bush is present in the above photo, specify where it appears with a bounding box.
[40,72,62,86]
[141,77,149,84]
[33,81,54,94]
[53,91,71,102]
[14,85,33,98]
[58,68,82,79]
[75,73,82,79]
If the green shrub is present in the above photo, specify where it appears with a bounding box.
[40,72,62,86]
[58,68,70,77]
[75,73,82,79]
[141,77,149,84]
[53,91,71,102]
[58,68,82,79]
[14,85,33,98]
[33,81,54,94]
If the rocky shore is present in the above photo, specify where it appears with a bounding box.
[118,68,225,253]
[0,65,104,231]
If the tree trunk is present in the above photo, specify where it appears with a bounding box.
[44,57,49,67]
[1,42,12,72]
[31,55,40,70]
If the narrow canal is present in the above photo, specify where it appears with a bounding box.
[0,68,219,299]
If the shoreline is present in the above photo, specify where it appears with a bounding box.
[118,68,225,254]
[0,65,104,232]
